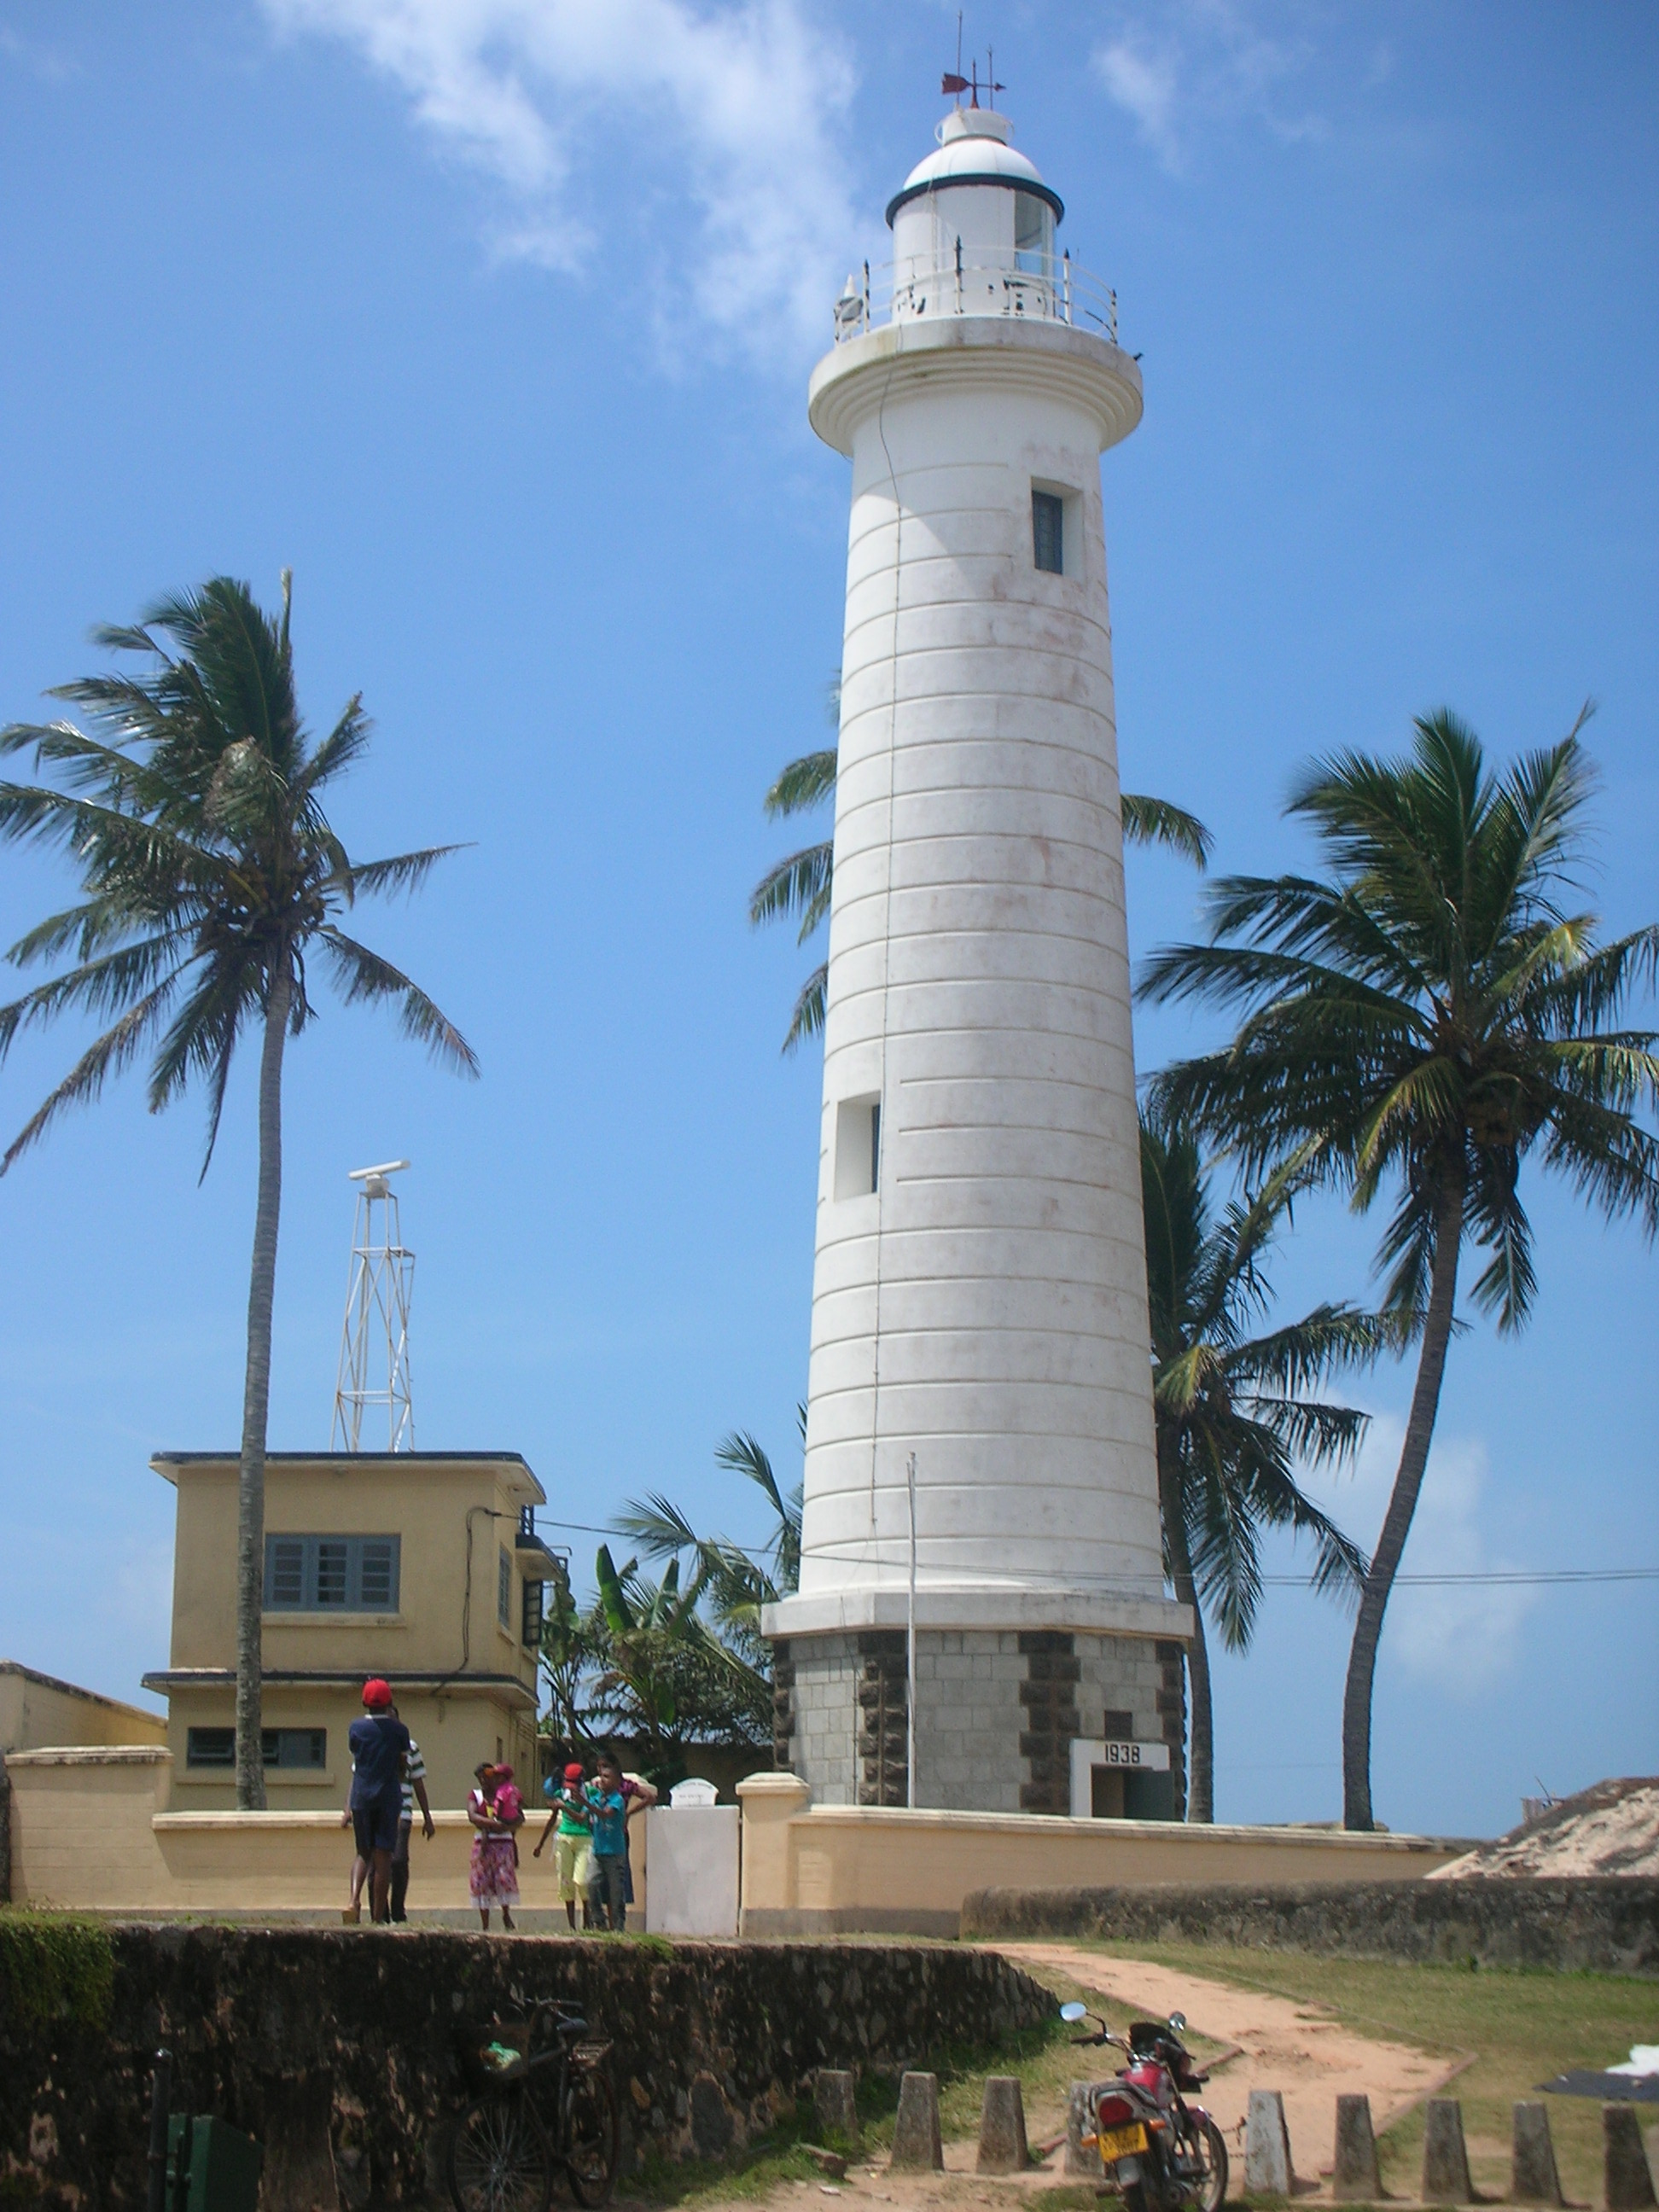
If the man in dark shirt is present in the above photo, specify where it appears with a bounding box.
[343,1678,410,1924]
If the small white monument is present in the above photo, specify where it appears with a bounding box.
[763,92,1190,1814]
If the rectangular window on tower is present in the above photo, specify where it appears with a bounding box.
[498,1545,513,1631]
[1032,488,1065,574]
[834,1095,882,1200]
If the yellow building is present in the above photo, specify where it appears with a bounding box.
[1,1662,166,1756]
[143,1451,559,1813]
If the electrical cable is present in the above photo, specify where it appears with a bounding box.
[535,1516,1656,1589]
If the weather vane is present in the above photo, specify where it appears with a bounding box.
[942,15,1004,110]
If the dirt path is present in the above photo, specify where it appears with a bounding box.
[990,1941,1462,2181]
[613,1943,1463,2212]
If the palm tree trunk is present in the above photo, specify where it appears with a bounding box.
[235,960,291,1810]
[1341,1152,1466,1831]
[1157,1435,1213,1823]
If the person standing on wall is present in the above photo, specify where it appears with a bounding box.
[534,1758,593,1930]
[584,1750,630,1931]
[341,1677,410,1925]
[387,1702,434,1924]
[467,1761,522,1931]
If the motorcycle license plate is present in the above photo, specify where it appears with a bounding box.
[1098,2122,1149,2163]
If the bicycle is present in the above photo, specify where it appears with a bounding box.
[450,1996,620,2212]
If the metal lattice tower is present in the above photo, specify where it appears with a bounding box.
[331,1160,416,1451]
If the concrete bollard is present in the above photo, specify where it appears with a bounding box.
[977,2077,1028,2174]
[890,2073,943,2171]
[1423,2099,1473,2203]
[1332,2094,1382,2202]
[1604,2104,1658,2212]
[1244,2089,1295,2197]
[814,2070,859,2146]
[1511,2103,1564,2206]
[1065,2082,1097,2177]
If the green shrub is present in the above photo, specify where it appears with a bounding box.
[0,1912,114,2030]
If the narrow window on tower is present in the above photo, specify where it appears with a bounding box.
[834,1095,882,1200]
[1032,488,1064,573]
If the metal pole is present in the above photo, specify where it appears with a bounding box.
[1063,249,1072,325]
[147,2049,172,2212]
[905,1452,917,1809]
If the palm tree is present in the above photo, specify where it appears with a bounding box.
[1140,709,1659,1828]
[614,1423,802,1665]
[0,573,477,1807]
[590,1545,772,1767]
[1142,1109,1380,1819]
[750,731,1214,1051]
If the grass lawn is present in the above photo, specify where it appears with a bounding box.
[1057,1938,1658,2204]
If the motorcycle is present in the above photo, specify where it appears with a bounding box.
[1060,2000,1228,2212]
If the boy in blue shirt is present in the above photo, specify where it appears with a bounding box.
[585,1751,629,1930]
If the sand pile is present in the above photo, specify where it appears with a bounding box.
[1429,1775,1659,1878]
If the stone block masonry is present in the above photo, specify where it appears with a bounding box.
[775,1628,1176,1814]
[961,1877,1659,1976]
[0,1924,1054,2208]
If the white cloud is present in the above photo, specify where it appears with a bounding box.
[1095,33,1181,169]
[0,24,76,81]
[1091,0,1325,176]
[261,0,859,365]
[1307,1412,1538,1694]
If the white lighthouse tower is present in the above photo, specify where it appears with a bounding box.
[762,97,1191,1818]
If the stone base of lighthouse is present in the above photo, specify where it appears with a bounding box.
[768,1615,1187,1819]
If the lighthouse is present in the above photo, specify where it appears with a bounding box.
[761,96,1192,1819]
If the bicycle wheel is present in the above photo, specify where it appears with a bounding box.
[563,2065,620,2208]
[450,2089,556,2212]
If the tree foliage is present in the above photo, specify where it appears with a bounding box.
[1142,1109,1379,1819]
[1141,707,1659,1825]
[0,574,474,1805]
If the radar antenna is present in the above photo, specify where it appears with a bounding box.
[331,1159,416,1451]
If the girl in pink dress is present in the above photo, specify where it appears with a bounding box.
[467,1762,522,1930]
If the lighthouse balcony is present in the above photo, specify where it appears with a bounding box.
[832,250,1119,346]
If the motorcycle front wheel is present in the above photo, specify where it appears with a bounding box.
[1191,2117,1228,2212]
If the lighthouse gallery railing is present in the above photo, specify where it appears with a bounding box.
[833,250,1120,346]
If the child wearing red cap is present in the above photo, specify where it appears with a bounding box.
[533,1758,593,1930]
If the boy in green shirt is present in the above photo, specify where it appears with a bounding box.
[533,1760,592,1930]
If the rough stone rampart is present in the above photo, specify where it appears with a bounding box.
[0,1923,1052,2209]
[960,1877,1659,1976]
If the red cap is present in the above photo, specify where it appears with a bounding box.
[362,1677,393,1708]
[563,1762,585,1783]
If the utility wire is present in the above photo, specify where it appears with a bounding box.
[538,1516,1656,1589]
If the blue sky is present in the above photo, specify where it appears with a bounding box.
[0,2,1653,1836]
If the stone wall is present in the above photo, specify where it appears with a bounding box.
[960,1877,1659,1976]
[775,1629,1179,1815]
[0,1924,1055,2210]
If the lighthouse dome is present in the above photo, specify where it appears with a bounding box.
[884,107,1063,322]
[885,108,1063,228]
